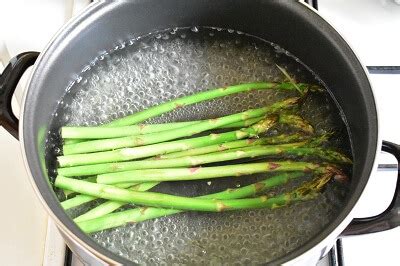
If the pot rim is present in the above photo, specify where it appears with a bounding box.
[18,0,380,264]
[277,2,381,264]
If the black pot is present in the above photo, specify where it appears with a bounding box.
[0,1,399,264]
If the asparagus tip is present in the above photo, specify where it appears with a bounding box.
[326,165,349,183]
[307,133,333,147]
[295,171,333,197]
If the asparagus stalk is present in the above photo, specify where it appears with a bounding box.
[58,143,350,177]
[156,133,309,159]
[61,181,140,210]
[62,121,200,139]
[63,176,97,197]
[55,176,314,213]
[96,161,324,184]
[57,114,281,167]
[220,117,263,128]
[75,172,304,227]
[60,143,306,177]
[62,117,263,141]
[104,82,309,127]
[64,139,83,145]
[279,114,314,134]
[73,182,159,222]
[62,97,296,155]
[77,171,335,233]
[158,133,331,160]
[56,170,336,216]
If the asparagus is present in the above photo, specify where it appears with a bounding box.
[279,114,314,134]
[78,170,336,233]
[73,182,159,222]
[62,176,97,197]
[56,176,304,212]
[156,133,309,159]
[104,82,309,127]
[76,172,305,230]
[55,173,325,213]
[61,181,140,210]
[62,117,263,141]
[58,143,350,177]
[62,121,200,139]
[96,161,325,184]
[60,143,304,177]
[57,114,281,167]
[220,117,263,128]
[64,139,83,145]
[62,97,295,155]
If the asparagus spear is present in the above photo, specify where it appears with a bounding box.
[58,143,350,177]
[61,181,140,210]
[104,82,309,127]
[56,170,334,213]
[60,143,304,177]
[62,97,294,155]
[57,114,281,167]
[64,139,83,145]
[96,161,326,184]
[279,114,314,134]
[77,171,335,233]
[77,171,332,233]
[156,133,309,159]
[157,133,331,160]
[62,121,200,139]
[62,117,263,141]
[220,117,263,128]
[72,139,335,220]
[73,182,159,222]
[74,171,304,224]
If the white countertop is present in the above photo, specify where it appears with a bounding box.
[0,127,48,265]
[319,0,400,66]
[0,1,89,264]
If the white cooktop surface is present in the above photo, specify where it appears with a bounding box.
[0,0,399,265]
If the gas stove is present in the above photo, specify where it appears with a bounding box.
[0,0,399,265]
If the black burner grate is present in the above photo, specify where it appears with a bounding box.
[304,0,318,9]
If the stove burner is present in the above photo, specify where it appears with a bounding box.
[304,0,318,9]
[367,66,400,74]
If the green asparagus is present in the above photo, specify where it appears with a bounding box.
[96,161,328,184]
[75,172,305,228]
[61,181,139,210]
[62,117,264,140]
[62,97,296,155]
[55,173,328,212]
[73,182,159,222]
[57,114,280,167]
[104,82,309,127]
[155,133,309,159]
[58,143,350,177]
[279,114,314,134]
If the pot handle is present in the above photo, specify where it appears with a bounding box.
[0,52,39,139]
[341,140,400,236]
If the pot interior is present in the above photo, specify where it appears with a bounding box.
[23,1,377,264]
[46,27,351,264]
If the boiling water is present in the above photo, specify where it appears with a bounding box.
[47,27,351,264]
